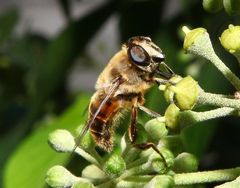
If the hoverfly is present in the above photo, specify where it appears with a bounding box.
[75,36,174,160]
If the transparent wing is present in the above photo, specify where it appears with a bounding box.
[72,77,122,153]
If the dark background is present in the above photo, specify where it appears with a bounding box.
[0,0,239,187]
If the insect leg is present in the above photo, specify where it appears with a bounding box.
[138,105,161,118]
[128,105,167,167]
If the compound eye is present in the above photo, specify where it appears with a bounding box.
[128,45,149,66]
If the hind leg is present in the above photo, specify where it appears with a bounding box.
[128,105,167,167]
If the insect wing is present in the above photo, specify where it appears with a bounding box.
[72,77,121,153]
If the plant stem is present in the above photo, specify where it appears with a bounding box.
[174,167,240,185]
[88,148,103,164]
[96,180,116,188]
[194,107,236,121]
[118,162,152,180]
[116,180,147,187]
[186,30,240,90]
[179,107,236,128]
[75,147,100,167]
[233,52,240,66]
[206,52,240,90]
[126,157,149,169]
[198,89,240,110]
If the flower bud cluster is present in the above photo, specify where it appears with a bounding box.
[46,114,199,188]
[203,0,240,15]
[45,23,240,188]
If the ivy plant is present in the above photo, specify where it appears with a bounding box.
[45,24,240,188]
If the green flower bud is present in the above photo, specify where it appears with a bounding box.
[103,153,126,176]
[149,147,174,173]
[145,118,168,141]
[173,152,199,173]
[163,75,183,103]
[82,164,107,180]
[170,76,199,110]
[203,0,223,13]
[48,129,75,152]
[223,0,240,15]
[220,25,240,55]
[45,165,80,187]
[164,103,180,130]
[182,26,207,51]
[145,175,174,188]
[159,135,183,156]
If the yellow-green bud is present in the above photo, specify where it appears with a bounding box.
[145,175,174,188]
[173,152,199,173]
[82,164,107,180]
[223,0,240,15]
[182,26,207,51]
[163,75,182,103]
[103,153,126,176]
[45,165,80,187]
[48,129,75,152]
[203,0,223,13]
[145,118,168,141]
[220,24,240,54]
[164,103,180,130]
[170,76,199,110]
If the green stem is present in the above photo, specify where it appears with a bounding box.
[96,180,116,188]
[88,148,103,164]
[96,176,151,188]
[179,107,236,128]
[126,157,149,169]
[174,167,240,185]
[75,147,100,167]
[118,162,152,180]
[198,89,240,110]
[116,180,147,187]
[187,31,240,90]
[233,52,240,66]
[206,52,240,90]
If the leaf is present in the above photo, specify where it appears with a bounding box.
[3,94,90,188]
[0,9,19,44]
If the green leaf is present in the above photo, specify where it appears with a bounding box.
[3,94,90,188]
[0,9,19,44]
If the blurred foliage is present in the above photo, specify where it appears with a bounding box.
[0,0,239,188]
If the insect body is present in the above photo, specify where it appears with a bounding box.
[78,36,174,155]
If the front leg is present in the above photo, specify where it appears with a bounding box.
[138,105,161,118]
[128,104,167,167]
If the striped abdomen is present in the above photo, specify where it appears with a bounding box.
[88,92,121,152]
